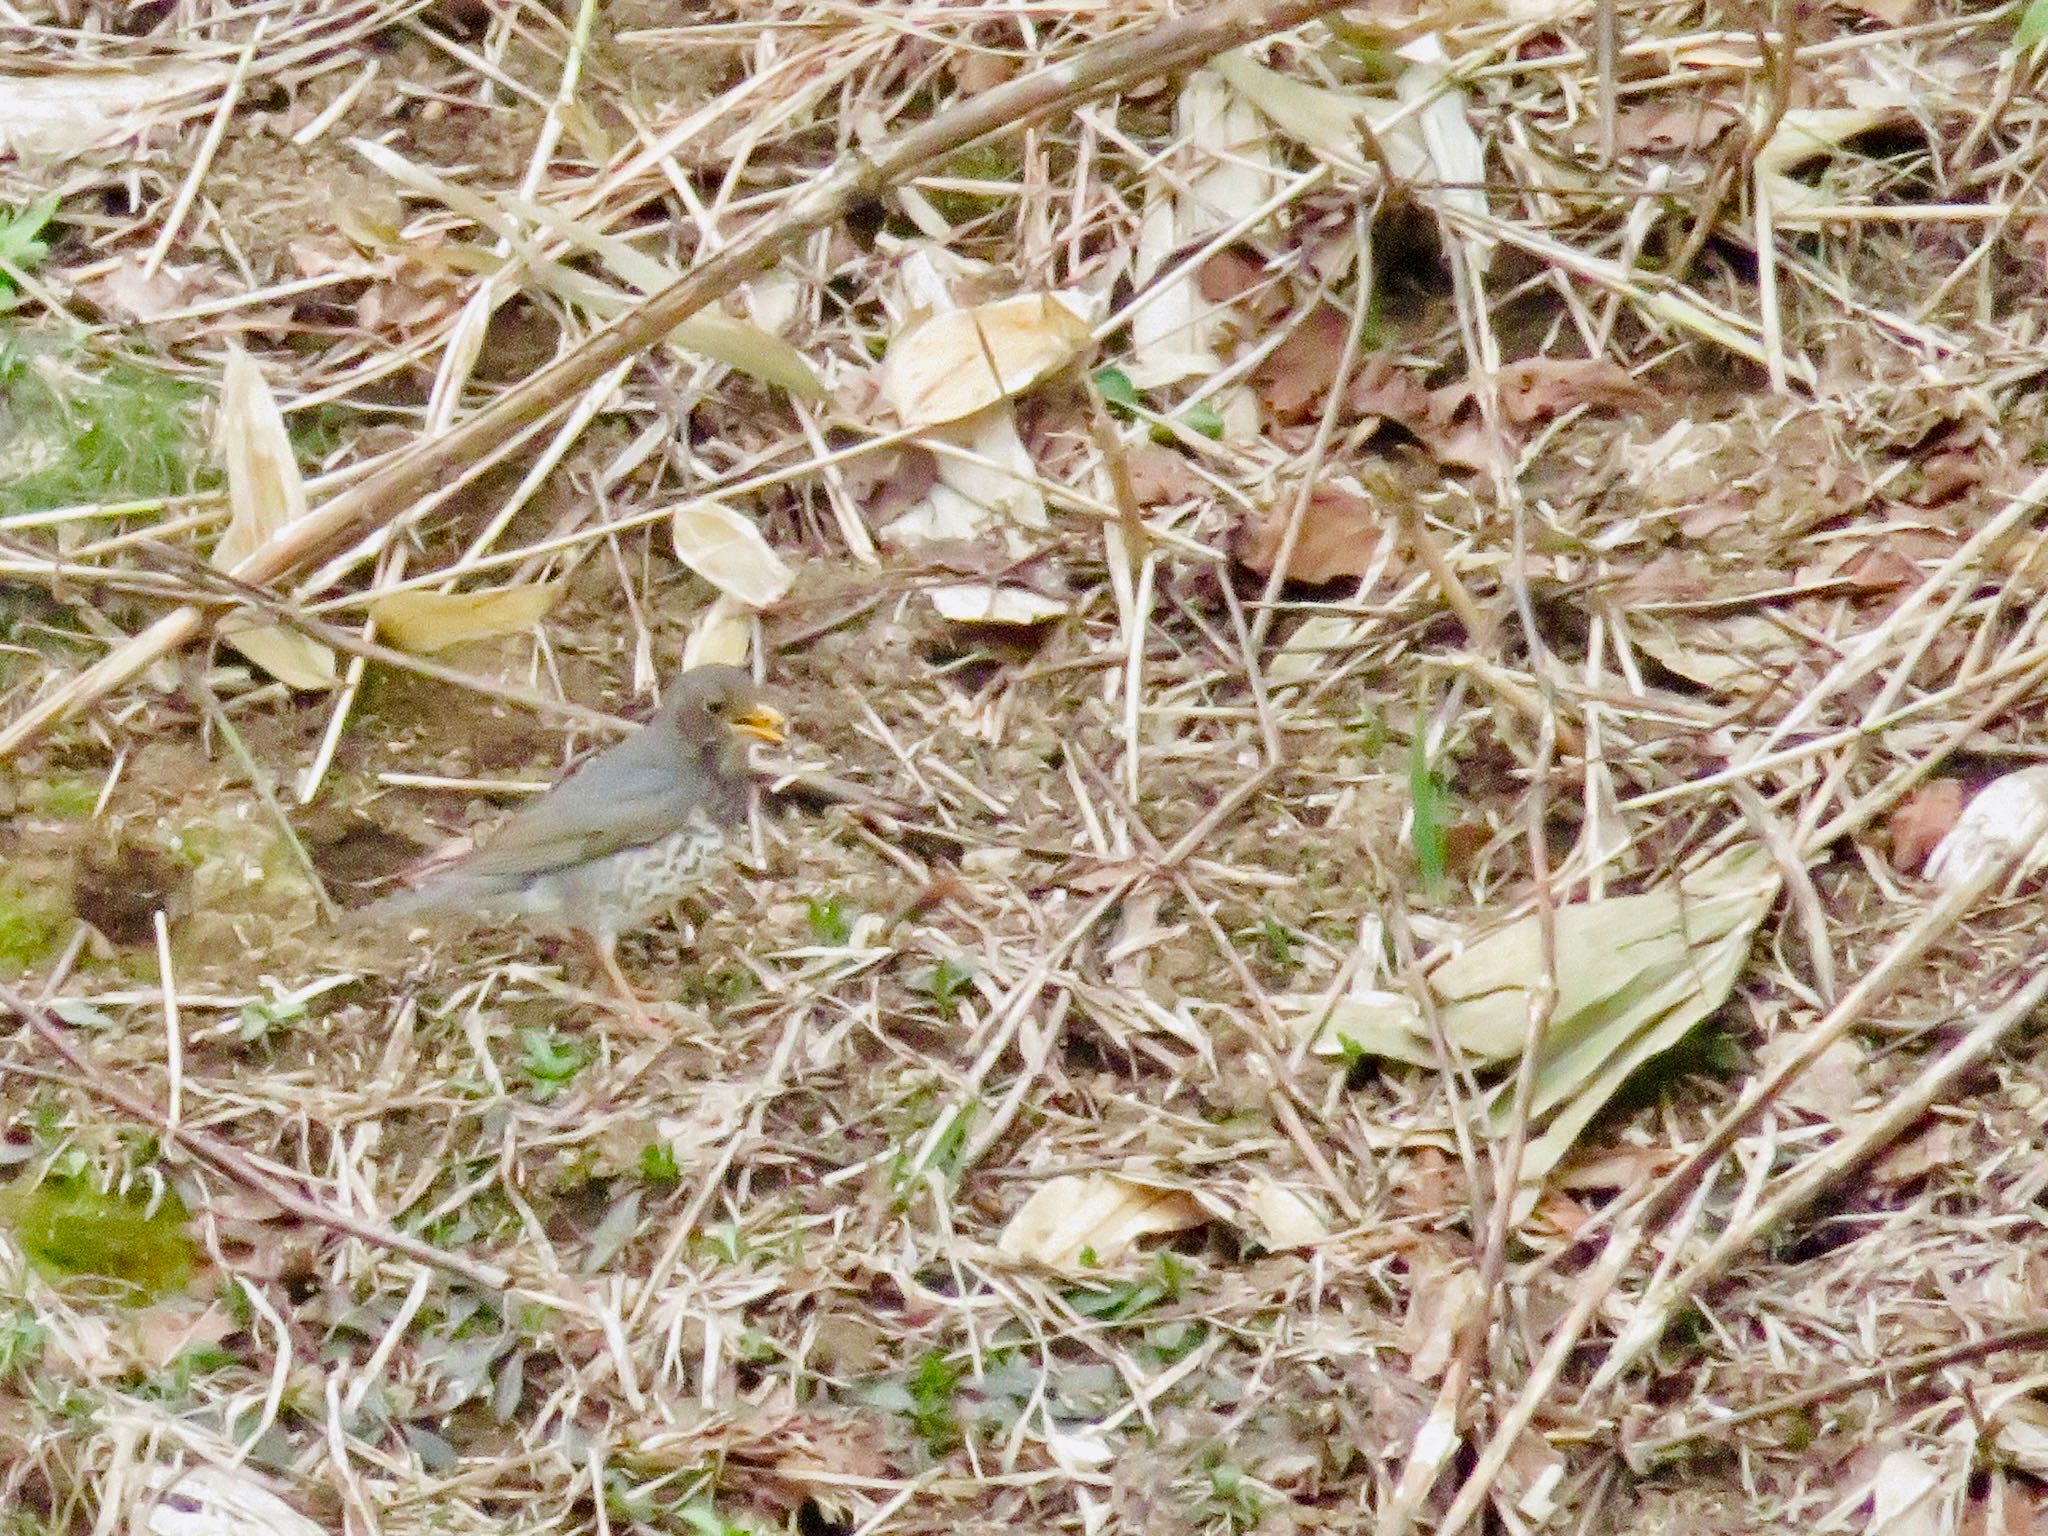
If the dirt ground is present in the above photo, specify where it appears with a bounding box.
[5,0,2048,1532]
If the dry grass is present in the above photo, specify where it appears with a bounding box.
[4,0,2048,1531]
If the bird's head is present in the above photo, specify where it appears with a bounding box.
[662,665,785,785]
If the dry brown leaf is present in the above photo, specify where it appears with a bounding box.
[1198,247,1267,303]
[1871,1120,1962,1186]
[1911,451,1983,506]
[369,584,562,654]
[1492,357,1651,427]
[1618,551,1716,604]
[1886,780,1964,873]
[1346,354,1442,434]
[1235,483,1387,584]
[1254,305,1351,420]
[1613,100,1739,153]
[1835,541,1924,595]
[1402,1241,1482,1381]
[1125,445,1205,505]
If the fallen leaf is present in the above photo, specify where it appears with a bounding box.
[926,584,1068,625]
[1629,610,1811,699]
[139,1464,327,1536]
[1754,105,1906,225]
[1927,767,2048,895]
[1402,1241,1482,1381]
[1759,1033,1864,1122]
[1243,1177,1331,1251]
[1835,541,1923,595]
[1307,845,1778,1189]
[1870,1120,1962,1186]
[1859,1446,1945,1536]
[1613,100,1740,153]
[213,346,336,690]
[1198,247,1270,305]
[1621,551,1714,604]
[1346,354,1443,434]
[1125,70,1275,389]
[997,1172,1214,1269]
[682,593,753,668]
[1254,305,1351,420]
[1911,451,1982,506]
[1887,779,1964,873]
[668,500,794,607]
[0,62,228,161]
[1495,358,1650,426]
[879,292,1094,428]
[369,584,561,654]
[1125,445,1205,505]
[1395,35,1494,268]
[1235,482,1388,584]
[87,258,206,323]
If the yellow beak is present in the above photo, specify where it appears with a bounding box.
[732,704,786,746]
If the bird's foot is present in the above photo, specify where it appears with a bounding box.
[575,932,675,1039]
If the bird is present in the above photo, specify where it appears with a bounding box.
[361,664,785,1033]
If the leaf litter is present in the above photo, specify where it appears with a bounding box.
[4,0,2048,1532]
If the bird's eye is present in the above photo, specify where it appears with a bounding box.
[705,698,726,717]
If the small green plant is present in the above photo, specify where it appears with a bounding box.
[0,870,70,977]
[1249,912,1297,974]
[805,895,851,945]
[1407,727,1451,893]
[26,776,100,820]
[237,991,310,1044]
[1066,1252,1190,1323]
[1200,1452,1266,1533]
[2016,0,2048,50]
[677,1501,764,1536]
[1343,705,1390,754]
[1094,366,1226,443]
[0,1310,46,1377]
[0,1172,197,1299]
[905,1348,964,1453]
[0,194,59,302]
[134,1341,238,1403]
[917,955,975,1014]
[0,344,205,516]
[1094,366,1143,414]
[638,1142,681,1184]
[1179,400,1225,440]
[517,1028,590,1101]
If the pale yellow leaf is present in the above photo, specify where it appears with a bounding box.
[213,346,335,690]
[1927,764,2048,896]
[997,1173,1212,1269]
[926,584,1067,625]
[140,1465,325,1536]
[0,63,227,161]
[668,501,794,608]
[1755,106,1902,224]
[1243,1178,1331,1251]
[368,584,562,654]
[682,594,754,668]
[880,293,1094,428]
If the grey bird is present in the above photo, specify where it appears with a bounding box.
[364,664,785,1031]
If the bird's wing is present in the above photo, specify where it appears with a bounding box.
[460,734,712,880]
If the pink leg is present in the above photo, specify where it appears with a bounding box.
[576,931,665,1037]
